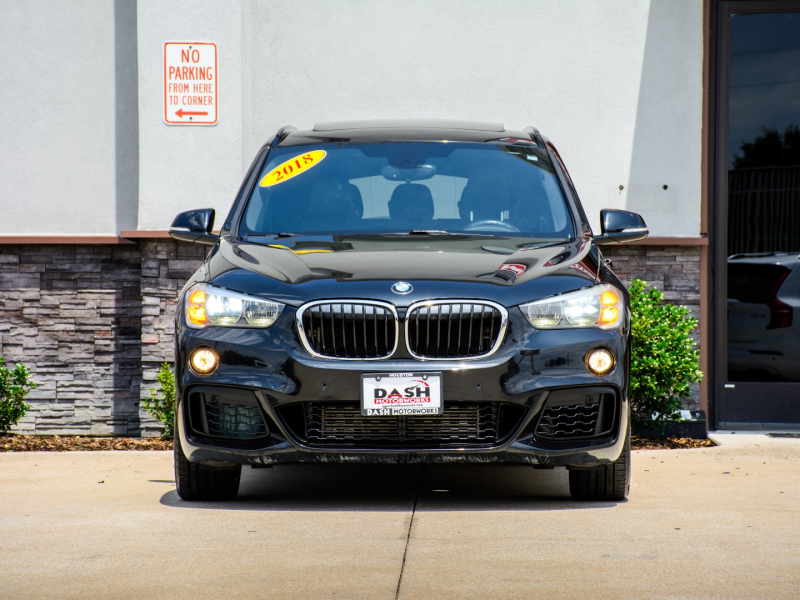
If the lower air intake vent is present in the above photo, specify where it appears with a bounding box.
[206,404,267,438]
[187,387,269,440]
[292,402,527,448]
[534,389,616,441]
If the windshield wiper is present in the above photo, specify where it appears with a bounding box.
[408,229,456,236]
[240,232,298,239]
[370,230,458,237]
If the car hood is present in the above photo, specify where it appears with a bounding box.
[204,234,601,308]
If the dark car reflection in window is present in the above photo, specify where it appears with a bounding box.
[728,256,800,382]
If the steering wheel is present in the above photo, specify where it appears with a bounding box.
[463,220,521,233]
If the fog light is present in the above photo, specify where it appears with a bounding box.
[190,346,218,375]
[586,347,615,376]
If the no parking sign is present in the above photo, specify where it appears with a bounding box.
[163,42,218,125]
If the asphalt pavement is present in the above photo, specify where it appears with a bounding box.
[1,432,799,599]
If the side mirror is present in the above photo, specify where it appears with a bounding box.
[595,209,648,245]
[169,209,219,245]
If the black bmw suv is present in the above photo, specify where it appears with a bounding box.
[169,119,648,502]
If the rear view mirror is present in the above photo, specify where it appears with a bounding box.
[381,165,437,182]
[595,209,648,245]
[169,209,219,245]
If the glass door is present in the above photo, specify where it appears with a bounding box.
[719,5,800,425]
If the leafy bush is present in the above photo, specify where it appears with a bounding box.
[142,363,176,440]
[0,358,37,435]
[628,279,703,433]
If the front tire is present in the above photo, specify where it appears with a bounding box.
[568,425,631,501]
[174,430,241,501]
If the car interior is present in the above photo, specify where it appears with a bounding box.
[241,143,572,237]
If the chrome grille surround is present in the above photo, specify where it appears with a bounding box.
[296,300,399,360]
[404,300,508,360]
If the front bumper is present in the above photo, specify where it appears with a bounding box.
[175,308,630,468]
[177,397,628,468]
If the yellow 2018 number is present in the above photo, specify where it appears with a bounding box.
[259,150,326,187]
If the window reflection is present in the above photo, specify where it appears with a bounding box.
[727,12,800,382]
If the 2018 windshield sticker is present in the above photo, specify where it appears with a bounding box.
[260,150,326,187]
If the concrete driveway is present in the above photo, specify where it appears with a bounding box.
[1,432,798,599]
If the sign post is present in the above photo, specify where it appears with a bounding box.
[163,42,218,125]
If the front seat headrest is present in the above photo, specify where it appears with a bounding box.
[458,174,511,222]
[388,184,434,223]
[310,180,361,226]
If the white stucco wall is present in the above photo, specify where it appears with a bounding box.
[245,0,703,237]
[0,0,118,235]
[0,0,703,237]
[136,0,244,231]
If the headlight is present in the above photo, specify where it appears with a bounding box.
[185,284,284,329]
[520,284,624,329]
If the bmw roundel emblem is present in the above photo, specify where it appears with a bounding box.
[391,281,413,295]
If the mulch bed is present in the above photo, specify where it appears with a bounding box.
[2,434,714,452]
[631,435,715,450]
[0,435,173,452]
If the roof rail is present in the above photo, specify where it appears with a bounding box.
[271,125,297,148]
[523,125,543,145]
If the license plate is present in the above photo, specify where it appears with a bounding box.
[361,372,443,416]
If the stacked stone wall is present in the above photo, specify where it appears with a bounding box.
[0,245,143,435]
[139,240,206,436]
[0,241,702,435]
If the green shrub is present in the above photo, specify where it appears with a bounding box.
[142,363,176,440]
[0,358,37,435]
[628,279,703,433]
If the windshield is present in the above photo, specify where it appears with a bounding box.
[239,142,574,239]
